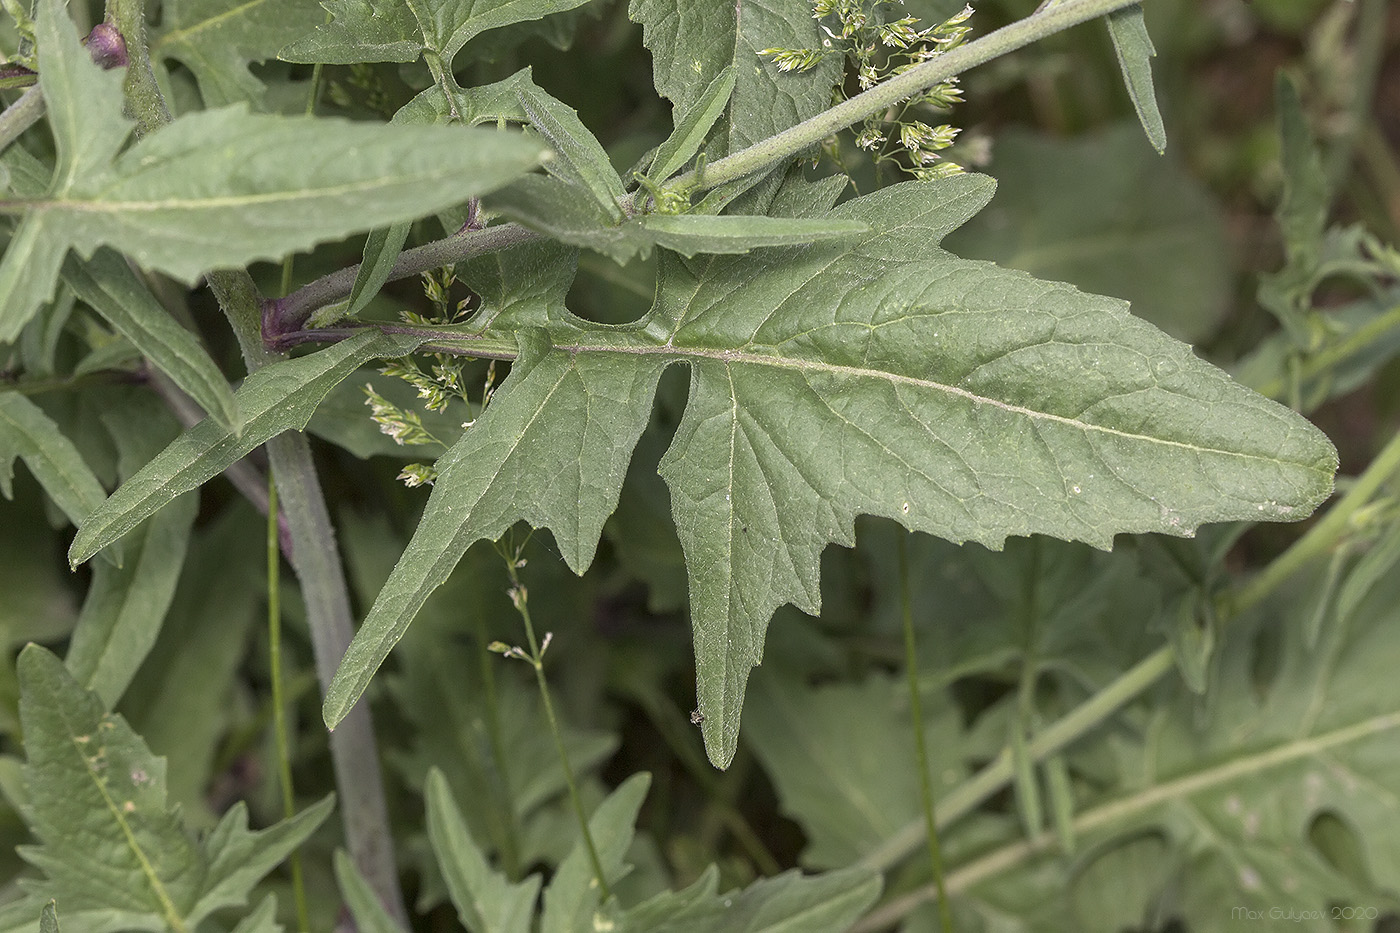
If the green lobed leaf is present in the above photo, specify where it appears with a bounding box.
[628,0,841,154]
[540,773,650,933]
[14,645,332,928]
[151,0,329,107]
[62,249,241,435]
[279,0,599,64]
[37,902,56,933]
[330,174,1336,768]
[67,331,423,566]
[425,768,539,933]
[1104,4,1166,154]
[652,175,1335,765]
[0,0,546,341]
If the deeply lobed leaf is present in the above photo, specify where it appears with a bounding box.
[329,173,1335,768]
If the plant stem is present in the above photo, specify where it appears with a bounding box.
[107,0,170,135]
[858,644,1175,876]
[106,0,407,915]
[1249,300,1400,403]
[217,267,406,923]
[897,535,953,933]
[269,222,542,335]
[0,85,46,153]
[1229,427,1400,618]
[267,477,311,933]
[673,0,1146,194]
[501,547,612,903]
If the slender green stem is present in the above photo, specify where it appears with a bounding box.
[267,478,311,933]
[501,548,612,902]
[672,0,1146,194]
[897,535,952,933]
[1229,427,1400,618]
[476,630,524,880]
[858,645,1176,875]
[0,85,45,153]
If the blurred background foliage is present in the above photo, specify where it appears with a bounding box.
[2,0,1399,930]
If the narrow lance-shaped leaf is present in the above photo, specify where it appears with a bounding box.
[68,332,423,566]
[515,81,626,221]
[425,768,538,933]
[66,395,197,709]
[486,174,868,264]
[648,65,736,185]
[629,0,840,154]
[540,774,651,933]
[1105,4,1166,153]
[334,852,406,933]
[0,0,547,341]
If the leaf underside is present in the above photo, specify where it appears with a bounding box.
[329,173,1337,767]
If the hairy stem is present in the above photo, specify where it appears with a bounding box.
[673,0,1146,194]
[0,85,46,152]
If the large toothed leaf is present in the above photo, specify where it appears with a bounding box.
[279,0,599,64]
[68,332,423,566]
[0,0,545,342]
[329,176,1333,765]
[652,175,1334,766]
[628,0,841,154]
[151,0,328,107]
[14,645,332,929]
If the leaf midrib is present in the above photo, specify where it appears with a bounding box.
[4,167,486,215]
[533,341,1324,471]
